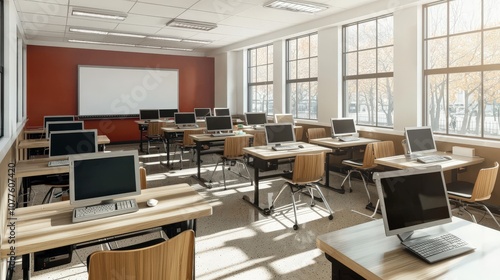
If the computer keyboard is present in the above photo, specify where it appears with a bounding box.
[338,136,359,142]
[417,155,451,164]
[402,233,474,263]
[211,133,235,137]
[177,124,199,129]
[48,159,69,167]
[272,145,300,151]
[72,199,139,223]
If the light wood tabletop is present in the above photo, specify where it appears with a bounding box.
[18,135,110,149]
[309,137,379,148]
[243,142,331,160]
[317,217,500,279]
[15,156,70,178]
[1,183,212,258]
[374,151,484,171]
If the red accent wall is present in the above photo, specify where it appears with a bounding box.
[27,45,214,142]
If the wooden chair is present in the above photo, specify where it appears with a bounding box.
[174,128,204,169]
[294,126,304,141]
[447,162,500,228]
[140,166,147,189]
[306,128,326,143]
[246,130,266,146]
[145,121,166,154]
[88,230,195,280]
[269,153,334,230]
[208,136,253,189]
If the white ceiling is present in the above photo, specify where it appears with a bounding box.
[15,0,377,54]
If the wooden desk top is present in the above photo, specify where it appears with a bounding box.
[240,125,302,132]
[161,126,203,133]
[309,137,379,148]
[18,135,110,149]
[24,128,45,134]
[243,142,332,160]
[374,152,484,171]
[1,184,212,258]
[15,156,70,178]
[190,133,253,142]
[317,218,500,279]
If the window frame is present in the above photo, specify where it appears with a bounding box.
[247,44,274,115]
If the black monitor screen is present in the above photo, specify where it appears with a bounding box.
[206,116,233,132]
[140,109,159,120]
[44,116,74,128]
[49,130,97,157]
[159,109,178,118]
[405,127,436,154]
[46,121,84,139]
[214,108,230,116]
[194,108,212,119]
[70,151,140,205]
[331,118,356,137]
[264,124,296,146]
[245,113,267,126]
[174,113,196,125]
[374,166,452,237]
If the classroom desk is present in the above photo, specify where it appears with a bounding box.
[309,137,379,194]
[374,152,484,182]
[243,143,332,214]
[17,135,110,160]
[1,183,213,280]
[316,217,500,279]
[190,134,253,187]
[161,126,207,167]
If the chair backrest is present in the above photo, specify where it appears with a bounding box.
[471,162,499,201]
[306,128,326,143]
[224,136,250,158]
[88,230,195,280]
[294,126,304,141]
[246,130,266,146]
[182,129,204,147]
[147,121,165,136]
[292,153,325,184]
[140,166,147,190]
[367,140,395,169]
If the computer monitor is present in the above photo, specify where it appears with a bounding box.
[139,109,160,120]
[69,150,141,207]
[159,109,178,119]
[174,112,196,126]
[214,108,230,116]
[49,129,97,157]
[331,118,357,137]
[404,126,437,155]
[373,165,452,241]
[43,115,75,128]
[205,116,233,133]
[46,121,84,139]
[274,113,294,124]
[194,108,212,119]
[245,112,267,126]
[264,123,296,146]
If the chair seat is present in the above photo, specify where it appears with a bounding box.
[342,159,364,167]
[447,181,474,198]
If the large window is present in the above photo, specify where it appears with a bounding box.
[286,33,318,120]
[343,15,394,127]
[248,44,273,115]
[424,0,500,139]
[0,0,3,137]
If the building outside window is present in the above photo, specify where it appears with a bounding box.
[343,15,394,127]
[424,0,500,139]
[248,44,273,115]
[286,33,318,120]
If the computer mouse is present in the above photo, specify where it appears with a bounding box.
[298,145,304,148]
[443,156,452,160]
[146,198,158,207]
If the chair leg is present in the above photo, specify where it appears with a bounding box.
[222,159,227,190]
[340,170,353,192]
[271,183,289,210]
[179,147,184,170]
[290,185,299,230]
[310,184,334,219]
[479,203,500,229]
[208,159,221,184]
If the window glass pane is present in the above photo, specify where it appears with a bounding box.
[267,84,274,115]
[256,65,267,82]
[377,77,394,127]
[256,47,267,66]
[249,49,256,67]
[345,25,358,52]
[483,71,500,139]
[310,57,318,78]
[346,80,357,120]
[310,81,318,119]
[426,38,447,69]
[297,36,310,59]
[426,74,447,133]
[268,64,273,81]
[484,0,500,28]
[484,29,500,65]
[297,59,310,79]
[357,78,376,125]
[426,2,447,38]
[296,82,310,119]
[288,61,296,79]
[358,20,376,50]
[310,34,318,57]
[358,49,376,75]
[288,83,297,116]
[449,0,481,34]
[449,33,481,67]
[449,72,482,136]
[249,67,256,83]
[288,39,297,60]
[377,16,393,46]
[268,45,274,64]
[377,46,393,73]
[346,52,357,76]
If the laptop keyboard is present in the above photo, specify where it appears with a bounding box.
[417,155,450,164]
[402,233,474,263]
[48,159,69,167]
[338,136,359,142]
[272,145,300,151]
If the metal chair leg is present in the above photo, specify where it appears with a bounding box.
[311,184,334,218]
[290,185,299,230]
[480,204,500,229]
[271,183,289,210]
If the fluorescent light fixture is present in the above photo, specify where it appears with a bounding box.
[68,39,135,47]
[136,45,162,49]
[166,19,217,31]
[72,10,126,21]
[182,39,211,44]
[148,36,182,42]
[264,0,328,13]
[164,47,194,52]
[108,32,146,38]
[69,28,108,35]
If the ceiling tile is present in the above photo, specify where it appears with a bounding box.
[219,15,288,30]
[113,23,161,35]
[178,9,230,24]
[67,17,119,30]
[122,13,169,27]
[137,0,199,9]
[19,12,67,25]
[190,0,257,15]
[23,22,66,33]
[69,0,135,13]
[17,0,68,17]
[129,3,185,18]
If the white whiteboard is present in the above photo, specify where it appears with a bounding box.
[78,65,178,117]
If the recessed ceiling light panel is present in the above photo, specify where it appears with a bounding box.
[72,10,126,21]
[264,0,328,13]
[166,19,217,31]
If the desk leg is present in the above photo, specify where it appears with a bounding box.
[22,254,31,280]
[325,253,364,280]
[191,141,211,189]
[318,152,346,194]
[242,157,272,216]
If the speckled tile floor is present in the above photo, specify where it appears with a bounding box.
[10,144,500,279]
